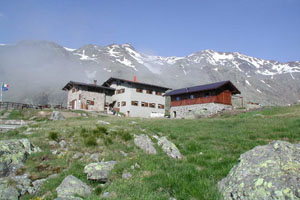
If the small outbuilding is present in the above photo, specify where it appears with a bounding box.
[164,80,241,118]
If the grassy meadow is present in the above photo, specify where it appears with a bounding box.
[1,105,300,200]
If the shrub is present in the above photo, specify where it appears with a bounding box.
[120,131,132,141]
[48,132,59,141]
[94,186,103,195]
[104,137,113,146]
[84,136,97,147]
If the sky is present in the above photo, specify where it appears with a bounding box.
[0,0,299,62]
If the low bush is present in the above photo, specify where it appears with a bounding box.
[48,132,59,141]
[84,136,97,146]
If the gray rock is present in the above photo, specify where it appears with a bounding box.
[122,171,132,179]
[0,139,41,177]
[49,140,58,146]
[157,136,182,160]
[97,120,110,125]
[56,175,92,199]
[59,140,67,148]
[28,178,46,194]
[0,179,19,200]
[11,174,32,195]
[120,151,128,157]
[84,161,117,182]
[50,111,65,120]
[90,153,100,162]
[72,152,83,159]
[218,140,300,200]
[134,134,157,154]
[101,191,117,199]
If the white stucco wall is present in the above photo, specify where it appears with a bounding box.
[110,82,166,118]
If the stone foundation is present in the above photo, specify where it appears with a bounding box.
[170,103,232,119]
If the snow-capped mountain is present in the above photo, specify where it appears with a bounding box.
[0,40,299,105]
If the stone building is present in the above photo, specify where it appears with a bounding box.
[62,81,115,112]
[102,77,171,118]
[164,80,241,118]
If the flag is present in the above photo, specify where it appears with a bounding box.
[1,83,9,91]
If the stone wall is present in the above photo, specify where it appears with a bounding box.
[67,88,105,112]
[170,103,232,119]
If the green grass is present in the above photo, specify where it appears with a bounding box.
[3,105,300,199]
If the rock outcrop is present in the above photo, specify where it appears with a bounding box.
[56,175,92,199]
[84,161,117,182]
[0,139,41,177]
[157,136,182,160]
[50,111,65,120]
[218,140,300,200]
[134,134,157,154]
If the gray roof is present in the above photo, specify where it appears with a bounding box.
[62,81,115,91]
[102,77,172,91]
[164,80,240,96]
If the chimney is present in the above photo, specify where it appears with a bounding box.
[93,80,97,85]
[133,76,137,82]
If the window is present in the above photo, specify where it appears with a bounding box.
[156,91,162,96]
[116,88,125,94]
[190,94,194,99]
[176,97,180,101]
[149,103,156,108]
[204,92,210,97]
[87,100,94,105]
[131,101,139,106]
[72,88,76,93]
[79,94,82,100]
[146,90,153,94]
[141,102,148,107]
[117,102,120,107]
[158,104,165,109]
[121,101,126,106]
[136,88,143,93]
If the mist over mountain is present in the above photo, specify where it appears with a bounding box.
[0,40,299,106]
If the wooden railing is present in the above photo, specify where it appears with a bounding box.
[0,102,66,110]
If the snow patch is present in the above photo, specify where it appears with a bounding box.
[64,47,76,52]
[245,80,251,86]
[256,89,262,93]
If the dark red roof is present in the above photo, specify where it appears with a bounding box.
[164,80,240,96]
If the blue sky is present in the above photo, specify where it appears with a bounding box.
[0,0,299,62]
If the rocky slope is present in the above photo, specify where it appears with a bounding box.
[0,40,299,105]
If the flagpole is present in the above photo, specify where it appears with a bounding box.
[0,82,3,102]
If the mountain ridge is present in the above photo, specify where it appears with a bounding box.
[0,40,299,106]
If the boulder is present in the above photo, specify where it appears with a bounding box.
[59,140,67,148]
[0,179,19,200]
[90,153,100,162]
[72,152,83,159]
[157,136,182,160]
[84,161,117,182]
[218,140,300,200]
[50,111,65,120]
[56,175,92,199]
[134,134,157,154]
[0,139,40,177]
[97,120,110,125]
[122,171,132,179]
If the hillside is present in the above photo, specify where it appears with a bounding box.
[0,40,300,105]
[1,105,300,199]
